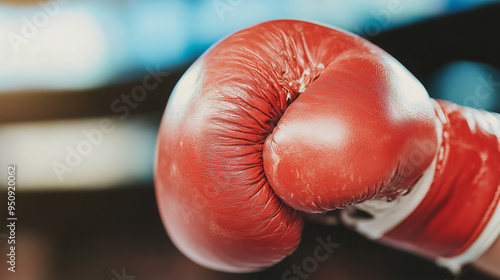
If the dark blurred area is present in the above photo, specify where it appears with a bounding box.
[1,0,500,279]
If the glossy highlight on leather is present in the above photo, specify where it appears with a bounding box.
[381,100,500,259]
[155,19,500,272]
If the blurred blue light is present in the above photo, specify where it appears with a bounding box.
[126,0,190,69]
[446,0,500,12]
[428,61,500,111]
[0,0,499,91]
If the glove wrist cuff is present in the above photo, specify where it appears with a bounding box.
[342,101,500,273]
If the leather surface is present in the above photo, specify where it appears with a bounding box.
[155,19,500,272]
[381,100,500,259]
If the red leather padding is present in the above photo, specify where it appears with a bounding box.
[381,100,500,259]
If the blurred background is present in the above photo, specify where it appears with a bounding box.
[1,0,500,279]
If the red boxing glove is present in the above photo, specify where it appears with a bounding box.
[155,19,500,272]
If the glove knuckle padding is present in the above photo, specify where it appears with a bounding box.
[264,55,438,213]
[155,20,437,272]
